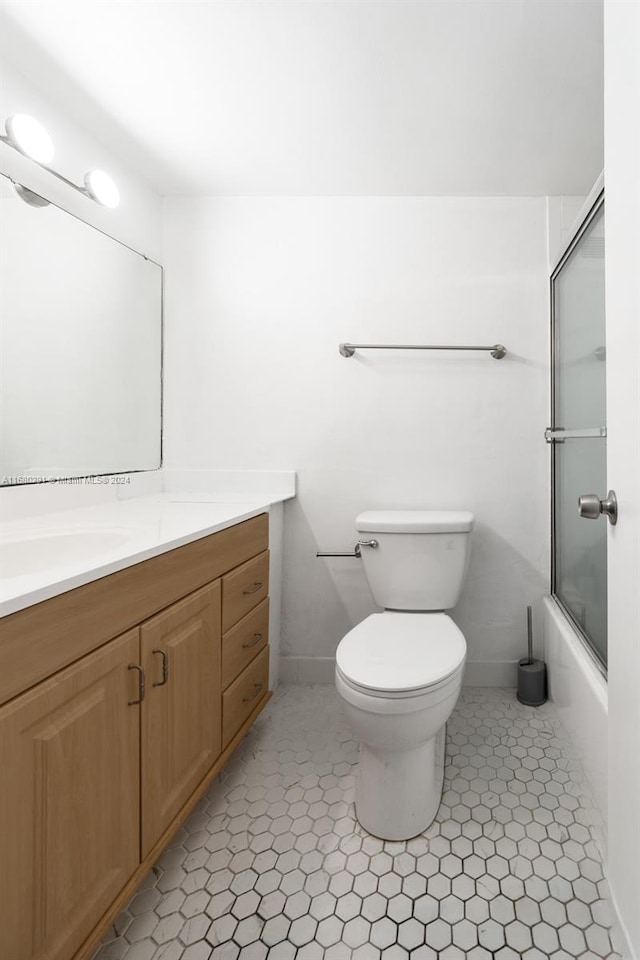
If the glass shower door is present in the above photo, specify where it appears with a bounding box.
[550,196,607,668]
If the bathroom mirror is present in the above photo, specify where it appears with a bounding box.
[0,174,162,485]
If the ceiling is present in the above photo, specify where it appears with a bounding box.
[0,0,604,197]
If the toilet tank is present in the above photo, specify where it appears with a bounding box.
[356,510,474,610]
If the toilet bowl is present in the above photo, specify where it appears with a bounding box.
[334,510,473,840]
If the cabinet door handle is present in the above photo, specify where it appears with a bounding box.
[242,581,263,595]
[152,648,169,687]
[243,682,264,702]
[242,633,263,649]
[128,663,145,705]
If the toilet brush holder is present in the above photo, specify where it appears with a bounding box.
[517,605,547,706]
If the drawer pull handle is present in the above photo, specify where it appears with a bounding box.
[242,633,263,649]
[243,581,263,595]
[152,648,169,687]
[128,663,145,705]
[243,682,264,702]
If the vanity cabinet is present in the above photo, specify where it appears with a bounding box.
[0,513,271,960]
[0,629,140,960]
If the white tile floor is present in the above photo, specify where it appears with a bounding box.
[95,684,623,960]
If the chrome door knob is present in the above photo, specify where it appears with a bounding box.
[578,490,618,525]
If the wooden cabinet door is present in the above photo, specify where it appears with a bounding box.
[0,629,140,960]
[140,580,221,857]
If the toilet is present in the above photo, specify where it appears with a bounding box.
[335,509,474,841]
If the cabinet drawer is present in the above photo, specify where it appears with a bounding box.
[222,551,269,632]
[222,597,269,689]
[222,513,269,568]
[222,644,269,747]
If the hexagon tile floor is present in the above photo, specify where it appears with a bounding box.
[94,684,623,960]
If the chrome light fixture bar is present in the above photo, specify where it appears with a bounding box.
[1,113,120,208]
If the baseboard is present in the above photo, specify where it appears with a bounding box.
[280,656,518,688]
[463,660,518,687]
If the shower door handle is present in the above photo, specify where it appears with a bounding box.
[578,490,618,525]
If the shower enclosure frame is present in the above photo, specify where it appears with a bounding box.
[549,185,607,678]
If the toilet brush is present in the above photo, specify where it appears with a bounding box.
[516,605,547,706]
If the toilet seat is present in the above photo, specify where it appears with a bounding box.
[336,662,464,702]
[336,612,466,697]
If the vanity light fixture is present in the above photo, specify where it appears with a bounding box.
[4,114,54,164]
[12,183,51,208]
[84,169,120,209]
[1,114,120,208]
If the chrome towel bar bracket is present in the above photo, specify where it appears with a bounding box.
[339,342,507,359]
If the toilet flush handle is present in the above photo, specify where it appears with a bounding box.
[357,539,379,548]
[353,538,378,558]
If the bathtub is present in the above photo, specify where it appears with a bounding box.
[543,596,608,849]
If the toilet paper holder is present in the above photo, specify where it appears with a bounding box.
[316,539,378,558]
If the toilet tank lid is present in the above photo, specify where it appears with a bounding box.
[356,510,474,533]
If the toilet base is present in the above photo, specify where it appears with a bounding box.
[354,725,446,841]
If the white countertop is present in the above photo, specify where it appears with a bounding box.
[0,492,287,618]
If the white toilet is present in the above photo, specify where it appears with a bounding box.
[335,509,474,841]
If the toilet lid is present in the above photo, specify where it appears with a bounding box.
[336,613,466,693]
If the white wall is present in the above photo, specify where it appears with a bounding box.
[604,1,640,956]
[163,196,549,683]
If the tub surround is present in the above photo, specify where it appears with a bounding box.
[543,597,608,850]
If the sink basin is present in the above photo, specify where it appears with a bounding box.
[1,530,131,578]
